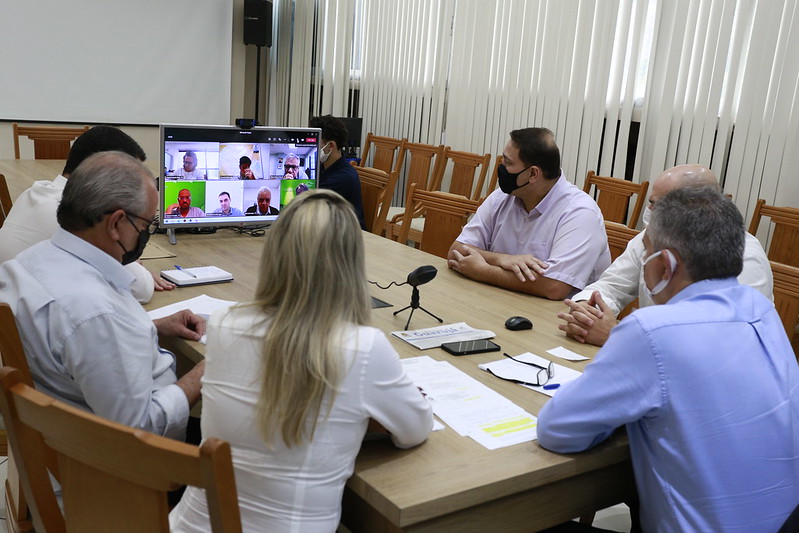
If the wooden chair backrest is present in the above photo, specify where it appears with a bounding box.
[0,174,13,229]
[13,123,89,160]
[359,134,407,175]
[356,166,399,235]
[403,142,446,192]
[0,367,242,533]
[749,199,799,267]
[398,184,480,258]
[0,304,53,533]
[770,261,799,364]
[430,148,492,201]
[484,155,503,200]
[583,171,649,228]
[604,222,640,262]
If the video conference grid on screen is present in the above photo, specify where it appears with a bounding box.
[160,125,321,228]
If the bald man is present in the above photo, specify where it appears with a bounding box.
[557,164,772,346]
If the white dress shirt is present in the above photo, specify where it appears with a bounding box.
[169,305,433,533]
[0,229,188,439]
[0,175,155,302]
[572,230,773,315]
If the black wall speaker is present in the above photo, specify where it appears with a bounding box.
[243,0,272,47]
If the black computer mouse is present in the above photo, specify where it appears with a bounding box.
[505,316,533,331]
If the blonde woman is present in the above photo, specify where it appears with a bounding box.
[170,189,433,532]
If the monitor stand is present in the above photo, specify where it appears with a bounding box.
[167,228,177,245]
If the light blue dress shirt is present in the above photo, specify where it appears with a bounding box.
[0,229,188,439]
[538,278,799,532]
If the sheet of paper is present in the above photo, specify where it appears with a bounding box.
[547,346,590,361]
[401,356,537,449]
[392,322,495,350]
[147,294,237,344]
[478,352,583,397]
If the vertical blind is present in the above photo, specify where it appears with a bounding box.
[267,0,799,235]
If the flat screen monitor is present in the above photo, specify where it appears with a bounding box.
[159,124,321,229]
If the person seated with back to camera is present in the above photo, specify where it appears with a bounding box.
[169,189,432,533]
[0,124,174,302]
[537,186,799,532]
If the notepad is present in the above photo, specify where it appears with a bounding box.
[160,266,233,286]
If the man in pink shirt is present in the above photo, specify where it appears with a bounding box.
[448,128,610,300]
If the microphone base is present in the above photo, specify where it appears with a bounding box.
[393,287,443,330]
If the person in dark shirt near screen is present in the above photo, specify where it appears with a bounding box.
[309,115,366,230]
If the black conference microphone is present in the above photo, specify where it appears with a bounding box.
[407,265,437,287]
[394,265,443,330]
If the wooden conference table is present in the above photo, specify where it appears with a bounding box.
[140,229,635,532]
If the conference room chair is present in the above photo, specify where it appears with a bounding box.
[397,184,480,259]
[770,261,799,361]
[429,147,492,201]
[12,123,89,160]
[358,133,407,175]
[748,199,799,267]
[604,221,640,262]
[393,147,491,245]
[601,223,642,320]
[484,155,503,199]
[0,303,37,533]
[0,173,12,228]
[583,171,649,229]
[385,142,447,240]
[0,366,242,533]
[356,166,399,235]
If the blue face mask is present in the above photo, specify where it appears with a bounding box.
[497,164,531,194]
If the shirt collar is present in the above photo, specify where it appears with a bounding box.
[50,228,136,293]
[668,277,740,305]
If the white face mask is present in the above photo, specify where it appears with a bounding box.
[642,204,652,227]
[319,141,333,164]
[643,249,676,299]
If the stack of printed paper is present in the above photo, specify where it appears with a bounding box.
[401,356,537,450]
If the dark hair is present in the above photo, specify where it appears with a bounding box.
[239,156,251,166]
[57,151,151,231]
[648,187,744,281]
[219,191,231,199]
[508,127,560,180]
[63,125,146,175]
[309,115,348,150]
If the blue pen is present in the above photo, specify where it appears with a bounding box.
[174,265,197,278]
[543,383,560,390]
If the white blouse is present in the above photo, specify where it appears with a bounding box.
[169,305,433,533]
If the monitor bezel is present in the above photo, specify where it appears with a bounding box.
[159,123,321,230]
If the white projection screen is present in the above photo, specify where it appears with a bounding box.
[0,0,233,125]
